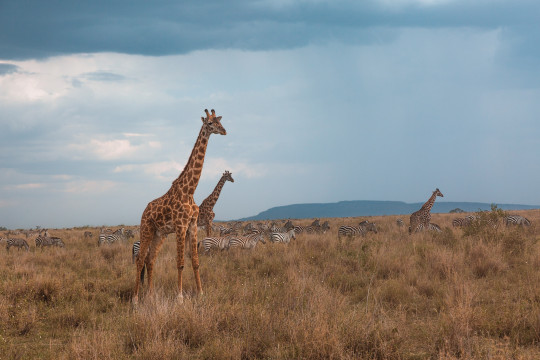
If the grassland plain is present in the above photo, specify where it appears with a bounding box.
[1,210,540,359]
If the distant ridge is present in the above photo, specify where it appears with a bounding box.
[238,201,540,221]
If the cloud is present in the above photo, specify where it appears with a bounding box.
[114,161,184,181]
[1,1,539,60]
[202,157,268,180]
[82,71,126,82]
[113,157,275,182]
[4,183,46,191]
[68,136,162,161]
[63,180,117,193]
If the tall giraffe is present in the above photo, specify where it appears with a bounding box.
[133,109,226,305]
[409,188,444,234]
[197,170,234,236]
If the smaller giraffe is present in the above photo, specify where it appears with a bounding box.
[409,188,444,234]
[197,170,234,236]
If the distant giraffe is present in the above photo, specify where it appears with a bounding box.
[132,109,226,305]
[197,170,234,236]
[409,188,444,234]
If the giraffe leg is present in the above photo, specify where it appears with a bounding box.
[133,221,154,305]
[188,215,203,295]
[175,224,189,303]
[207,211,215,237]
[205,218,212,237]
[145,233,167,295]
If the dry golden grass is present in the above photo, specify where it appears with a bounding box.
[1,210,540,359]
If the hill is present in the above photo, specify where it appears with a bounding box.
[239,200,540,221]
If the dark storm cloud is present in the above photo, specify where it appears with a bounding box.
[1,0,538,60]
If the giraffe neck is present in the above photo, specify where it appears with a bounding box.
[420,192,438,213]
[170,126,210,196]
[201,176,228,209]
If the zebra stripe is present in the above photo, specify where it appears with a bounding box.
[5,238,29,252]
[270,229,296,244]
[131,240,147,284]
[504,215,531,227]
[132,241,140,264]
[228,232,266,249]
[199,236,231,253]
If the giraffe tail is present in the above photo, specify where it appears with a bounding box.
[140,264,147,284]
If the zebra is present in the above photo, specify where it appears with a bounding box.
[272,220,294,233]
[242,222,256,234]
[218,222,241,236]
[320,221,330,234]
[4,238,29,252]
[52,237,65,247]
[256,222,272,233]
[35,234,65,249]
[270,229,296,244]
[198,236,231,253]
[417,223,442,233]
[124,229,135,239]
[228,232,266,250]
[396,218,405,227]
[338,222,378,238]
[294,219,321,235]
[98,228,126,246]
[504,215,531,227]
[452,215,476,227]
[84,231,93,238]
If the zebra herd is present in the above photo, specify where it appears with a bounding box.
[98,227,134,246]
[131,212,535,260]
[0,231,65,252]
[1,227,139,254]
[2,212,534,259]
[451,214,532,228]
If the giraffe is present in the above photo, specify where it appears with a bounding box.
[409,188,444,234]
[197,170,234,236]
[132,109,226,305]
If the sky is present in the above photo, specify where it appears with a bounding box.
[1,0,540,229]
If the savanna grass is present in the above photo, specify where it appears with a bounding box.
[1,211,540,359]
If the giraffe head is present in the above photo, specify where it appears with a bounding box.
[202,109,226,135]
[223,170,234,183]
[434,188,444,198]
